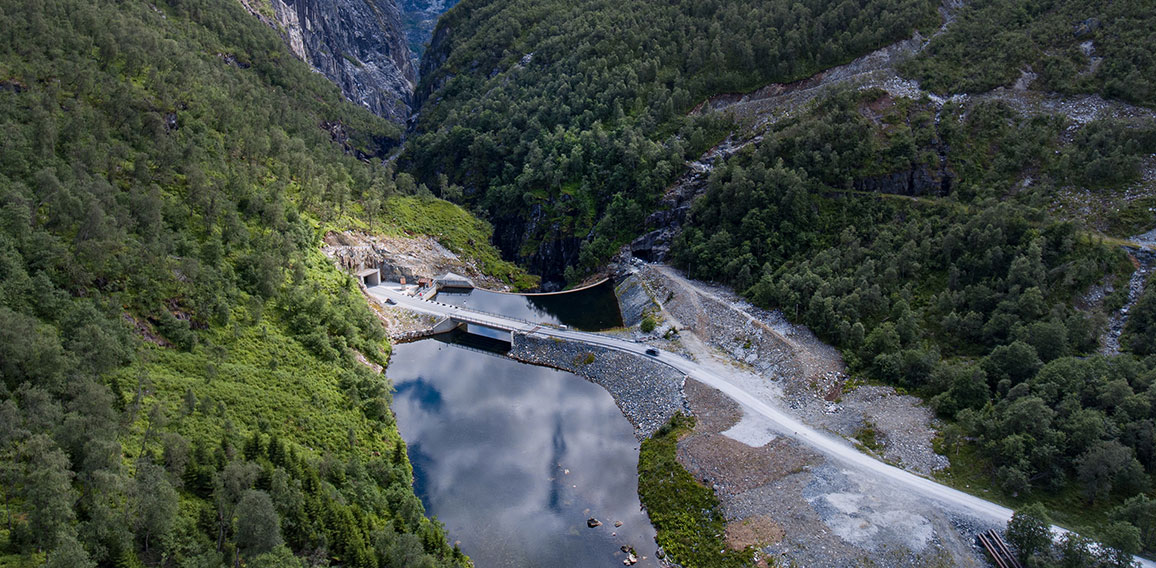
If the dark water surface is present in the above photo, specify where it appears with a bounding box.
[435,279,623,331]
[388,334,657,568]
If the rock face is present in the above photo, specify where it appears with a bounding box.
[261,0,417,122]
[852,163,951,197]
[492,212,582,291]
[398,0,460,68]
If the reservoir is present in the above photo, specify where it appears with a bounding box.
[435,279,623,331]
[388,332,658,568]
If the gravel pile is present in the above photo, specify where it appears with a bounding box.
[509,333,688,439]
[727,459,988,568]
[787,385,950,475]
[636,268,805,383]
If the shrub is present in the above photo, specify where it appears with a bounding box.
[640,315,657,333]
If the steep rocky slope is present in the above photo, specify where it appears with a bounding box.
[240,0,417,122]
[400,0,460,68]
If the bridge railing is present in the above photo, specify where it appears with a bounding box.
[421,299,545,328]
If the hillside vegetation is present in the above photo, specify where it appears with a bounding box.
[672,87,1156,551]
[405,0,1156,558]
[403,0,939,282]
[903,0,1156,106]
[0,0,511,566]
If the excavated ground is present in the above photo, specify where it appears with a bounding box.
[626,263,988,567]
[323,230,513,290]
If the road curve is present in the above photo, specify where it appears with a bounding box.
[367,284,1156,568]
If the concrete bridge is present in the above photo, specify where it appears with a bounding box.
[370,284,538,343]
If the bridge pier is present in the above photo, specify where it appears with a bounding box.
[432,317,464,334]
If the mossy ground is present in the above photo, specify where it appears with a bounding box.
[638,413,757,568]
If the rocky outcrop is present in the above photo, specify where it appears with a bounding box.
[852,163,951,196]
[245,0,417,123]
[414,11,456,110]
[492,212,582,291]
[629,136,753,262]
[614,273,658,328]
[399,0,460,69]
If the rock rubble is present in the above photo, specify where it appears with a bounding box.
[509,333,688,439]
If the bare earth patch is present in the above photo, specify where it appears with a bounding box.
[683,378,742,433]
[725,515,785,550]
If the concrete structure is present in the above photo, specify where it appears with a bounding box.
[356,267,381,287]
[434,271,474,290]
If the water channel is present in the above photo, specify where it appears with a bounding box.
[388,330,658,568]
[434,279,624,331]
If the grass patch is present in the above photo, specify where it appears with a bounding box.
[638,413,756,568]
[640,315,657,333]
[1107,195,1156,238]
[377,196,539,290]
[854,421,883,453]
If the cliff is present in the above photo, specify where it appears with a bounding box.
[399,0,460,68]
[244,0,418,123]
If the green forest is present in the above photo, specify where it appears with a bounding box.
[5,0,1156,565]
[402,0,940,282]
[670,85,1156,552]
[0,0,514,566]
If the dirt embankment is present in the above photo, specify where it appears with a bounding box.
[622,264,980,567]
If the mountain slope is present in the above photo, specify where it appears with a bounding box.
[0,0,490,566]
[902,0,1156,106]
[404,0,939,286]
[669,80,1156,552]
[406,0,1156,557]
[240,0,418,122]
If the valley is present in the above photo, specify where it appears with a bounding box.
[3,0,1156,566]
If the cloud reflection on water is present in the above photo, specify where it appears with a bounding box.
[389,339,657,568]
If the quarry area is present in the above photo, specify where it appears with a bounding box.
[323,230,513,291]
